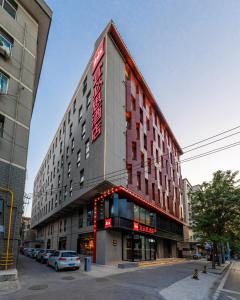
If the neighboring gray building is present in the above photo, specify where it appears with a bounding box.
[0,0,52,269]
[32,21,185,265]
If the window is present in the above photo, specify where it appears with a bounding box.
[71,138,74,153]
[137,172,141,190]
[69,123,73,138]
[156,149,159,163]
[147,158,151,174]
[145,179,149,195]
[132,142,137,160]
[64,219,67,232]
[66,146,69,160]
[0,71,9,94]
[152,183,155,201]
[143,94,146,108]
[153,128,156,141]
[64,186,67,201]
[159,171,162,186]
[53,154,55,165]
[86,91,91,110]
[140,108,143,124]
[80,169,84,187]
[1,0,17,19]
[60,141,63,154]
[55,194,58,208]
[144,134,147,150]
[68,110,71,124]
[136,123,140,140]
[0,114,5,137]
[78,106,83,123]
[77,150,81,167]
[85,139,90,159]
[83,76,87,95]
[127,164,132,184]
[67,162,71,178]
[0,28,13,57]
[141,152,144,168]
[69,180,73,197]
[81,121,86,139]
[131,96,136,111]
[58,175,61,188]
[146,118,150,130]
[87,203,93,226]
[73,99,76,113]
[79,207,83,228]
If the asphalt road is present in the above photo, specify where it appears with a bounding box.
[217,261,240,300]
[2,255,218,300]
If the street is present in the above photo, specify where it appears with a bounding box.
[1,255,221,300]
[215,261,240,300]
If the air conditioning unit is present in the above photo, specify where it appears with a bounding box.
[0,41,11,59]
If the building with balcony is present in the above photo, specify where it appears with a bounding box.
[31,21,185,264]
[0,0,52,269]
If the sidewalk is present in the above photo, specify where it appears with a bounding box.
[159,261,231,300]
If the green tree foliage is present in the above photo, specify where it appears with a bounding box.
[191,170,240,267]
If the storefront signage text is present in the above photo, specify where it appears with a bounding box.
[133,222,156,234]
[92,38,105,143]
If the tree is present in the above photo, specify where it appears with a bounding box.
[191,170,240,268]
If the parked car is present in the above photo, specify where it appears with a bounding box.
[39,249,55,264]
[32,248,43,259]
[24,248,35,257]
[193,253,202,259]
[36,249,46,262]
[47,250,80,271]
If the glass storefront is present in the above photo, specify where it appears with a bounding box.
[77,233,94,256]
[123,233,156,261]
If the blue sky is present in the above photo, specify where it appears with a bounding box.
[24,0,240,215]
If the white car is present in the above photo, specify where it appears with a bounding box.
[47,250,80,271]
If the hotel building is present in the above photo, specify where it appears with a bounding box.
[31,21,185,264]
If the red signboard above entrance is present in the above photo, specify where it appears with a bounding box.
[133,222,156,234]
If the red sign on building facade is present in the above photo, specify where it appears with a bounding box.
[105,218,112,229]
[133,222,156,234]
[92,38,105,143]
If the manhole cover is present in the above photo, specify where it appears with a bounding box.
[61,276,75,280]
[29,284,48,290]
[95,278,109,282]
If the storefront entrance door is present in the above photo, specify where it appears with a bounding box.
[123,233,156,261]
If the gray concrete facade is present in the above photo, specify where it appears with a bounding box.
[0,0,52,269]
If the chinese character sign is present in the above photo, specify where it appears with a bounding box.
[92,38,105,143]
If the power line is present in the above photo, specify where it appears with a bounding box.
[183,130,240,154]
[182,124,240,149]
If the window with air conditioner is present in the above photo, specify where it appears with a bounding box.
[0,71,9,94]
[0,28,13,58]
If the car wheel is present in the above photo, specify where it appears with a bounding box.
[41,258,44,264]
[75,267,79,271]
[55,263,59,272]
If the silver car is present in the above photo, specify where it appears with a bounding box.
[38,249,55,264]
[47,250,80,271]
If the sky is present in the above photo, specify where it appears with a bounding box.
[24,0,240,216]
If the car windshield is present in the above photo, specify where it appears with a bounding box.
[61,252,77,257]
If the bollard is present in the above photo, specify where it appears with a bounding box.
[192,268,199,280]
[202,265,207,274]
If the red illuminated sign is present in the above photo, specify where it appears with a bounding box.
[92,38,105,73]
[133,222,156,234]
[105,218,112,229]
[92,38,105,143]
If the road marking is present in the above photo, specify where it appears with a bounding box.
[222,289,240,295]
[213,262,233,300]
[227,296,237,300]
